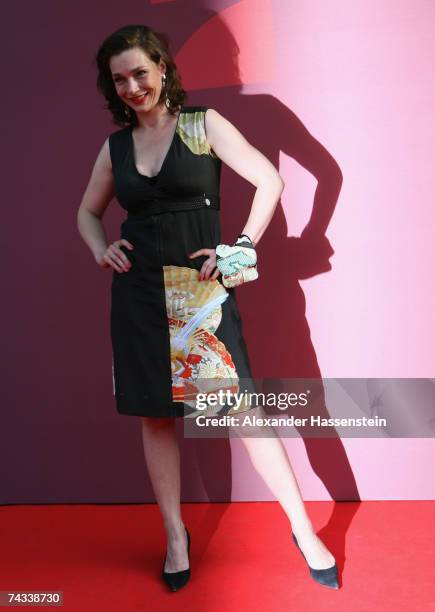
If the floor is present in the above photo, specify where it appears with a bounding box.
[0,501,434,611]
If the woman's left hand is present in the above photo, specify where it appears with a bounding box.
[188,248,221,281]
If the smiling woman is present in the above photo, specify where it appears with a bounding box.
[76,23,337,596]
[95,25,185,126]
[111,58,156,110]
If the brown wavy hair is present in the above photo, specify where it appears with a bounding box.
[95,25,187,127]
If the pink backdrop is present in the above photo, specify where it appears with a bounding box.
[1,0,433,503]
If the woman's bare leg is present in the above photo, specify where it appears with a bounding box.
[141,417,189,572]
[230,410,335,570]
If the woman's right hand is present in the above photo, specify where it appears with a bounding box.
[95,239,134,273]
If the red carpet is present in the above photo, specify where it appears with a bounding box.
[0,501,433,611]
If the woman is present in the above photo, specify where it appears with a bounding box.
[77,25,338,592]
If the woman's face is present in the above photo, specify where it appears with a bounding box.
[109,47,166,114]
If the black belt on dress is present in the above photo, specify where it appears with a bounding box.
[127,194,220,219]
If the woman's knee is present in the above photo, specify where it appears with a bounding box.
[228,405,281,439]
[141,416,175,432]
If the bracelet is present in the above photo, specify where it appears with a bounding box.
[235,233,254,245]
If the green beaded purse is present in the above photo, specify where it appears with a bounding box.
[216,234,259,288]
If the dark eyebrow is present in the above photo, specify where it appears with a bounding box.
[111,66,147,78]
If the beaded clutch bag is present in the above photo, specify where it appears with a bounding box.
[216,234,259,288]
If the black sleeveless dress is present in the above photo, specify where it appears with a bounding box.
[109,105,254,417]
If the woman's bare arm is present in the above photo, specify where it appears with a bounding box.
[76,138,133,272]
[76,138,115,263]
[204,109,284,246]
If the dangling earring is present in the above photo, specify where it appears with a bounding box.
[162,74,170,108]
[123,104,132,120]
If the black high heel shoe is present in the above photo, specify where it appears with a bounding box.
[292,533,339,590]
[162,527,191,592]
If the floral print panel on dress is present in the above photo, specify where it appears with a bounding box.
[177,110,219,159]
[163,266,239,408]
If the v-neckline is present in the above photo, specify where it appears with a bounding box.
[129,106,183,180]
